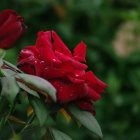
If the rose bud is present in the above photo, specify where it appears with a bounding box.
[0,9,26,49]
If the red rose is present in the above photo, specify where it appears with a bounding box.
[18,30,107,114]
[0,9,26,49]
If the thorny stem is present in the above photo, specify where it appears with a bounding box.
[19,113,35,134]
[4,103,15,124]
[8,120,15,134]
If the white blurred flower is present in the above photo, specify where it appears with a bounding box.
[113,21,140,57]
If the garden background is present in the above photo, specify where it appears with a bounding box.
[0,0,140,140]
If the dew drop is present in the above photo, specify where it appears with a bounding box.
[40,61,45,65]
[75,74,79,77]
[52,59,56,62]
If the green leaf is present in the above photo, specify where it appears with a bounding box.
[1,69,40,98]
[69,106,103,139]
[0,49,6,59]
[29,97,48,126]
[1,68,17,77]
[44,127,72,140]
[0,59,3,67]
[1,77,20,103]
[3,60,22,73]
[0,118,5,130]
[10,133,21,140]
[16,74,56,102]
[17,81,40,98]
[49,128,72,140]
[0,97,8,113]
[42,127,53,140]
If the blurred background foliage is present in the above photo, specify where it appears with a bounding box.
[0,0,140,140]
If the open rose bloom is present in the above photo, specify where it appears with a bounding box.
[18,30,107,114]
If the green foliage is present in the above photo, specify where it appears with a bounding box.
[16,74,56,101]
[50,128,72,140]
[29,97,48,126]
[1,77,19,103]
[69,105,102,139]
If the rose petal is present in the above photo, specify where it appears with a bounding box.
[51,30,72,57]
[87,86,101,101]
[74,41,87,62]
[55,51,87,70]
[18,63,35,75]
[42,67,66,79]
[75,99,95,115]
[18,56,45,76]
[83,71,107,93]
[36,31,61,64]
[18,46,40,61]
[67,75,84,84]
[50,80,87,103]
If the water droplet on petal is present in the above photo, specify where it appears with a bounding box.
[52,59,57,62]
[40,61,45,64]
[29,56,34,60]
[75,74,79,77]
